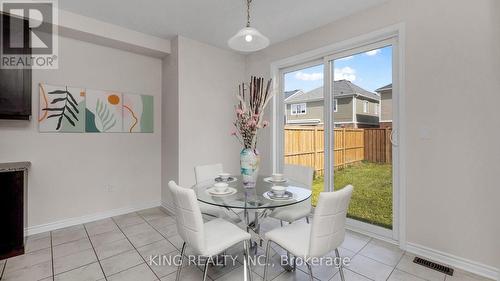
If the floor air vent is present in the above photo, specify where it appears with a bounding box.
[413,257,454,276]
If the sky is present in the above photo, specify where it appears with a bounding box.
[284,45,392,93]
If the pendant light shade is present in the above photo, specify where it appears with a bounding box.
[228,0,269,52]
[228,27,269,52]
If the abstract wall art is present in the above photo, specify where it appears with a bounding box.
[85,90,123,133]
[39,84,86,132]
[39,83,154,133]
[122,94,154,133]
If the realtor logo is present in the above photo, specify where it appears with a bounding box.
[1,0,58,69]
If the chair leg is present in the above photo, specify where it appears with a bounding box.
[285,221,292,270]
[202,257,210,281]
[263,240,272,281]
[306,216,310,224]
[243,240,253,281]
[175,242,186,281]
[335,248,346,281]
[306,261,314,281]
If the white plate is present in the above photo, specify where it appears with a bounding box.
[206,187,237,196]
[263,177,288,184]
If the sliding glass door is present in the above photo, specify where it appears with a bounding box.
[279,61,325,200]
[277,37,400,240]
[325,39,397,239]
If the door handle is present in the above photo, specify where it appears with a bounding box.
[390,129,399,146]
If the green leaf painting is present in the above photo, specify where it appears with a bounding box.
[95,99,117,132]
[39,84,85,132]
[85,90,122,133]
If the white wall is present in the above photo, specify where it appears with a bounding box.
[161,36,246,210]
[246,0,500,274]
[0,36,162,229]
[161,37,179,208]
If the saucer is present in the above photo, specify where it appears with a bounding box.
[263,177,287,184]
[206,187,237,196]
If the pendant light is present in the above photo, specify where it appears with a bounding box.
[228,0,269,52]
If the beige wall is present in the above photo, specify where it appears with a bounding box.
[246,0,500,272]
[0,36,162,228]
[161,36,246,210]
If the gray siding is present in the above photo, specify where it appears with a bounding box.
[380,90,392,121]
[355,97,380,125]
[287,100,323,123]
[286,97,354,124]
[334,97,353,123]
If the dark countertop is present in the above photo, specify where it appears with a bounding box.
[0,162,31,173]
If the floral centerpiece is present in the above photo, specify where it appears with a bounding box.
[232,76,273,186]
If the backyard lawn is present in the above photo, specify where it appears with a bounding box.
[311,161,393,229]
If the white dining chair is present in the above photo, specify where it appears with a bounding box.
[269,164,314,225]
[263,185,353,281]
[168,181,253,281]
[195,163,224,183]
[194,163,242,221]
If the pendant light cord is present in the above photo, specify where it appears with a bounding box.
[246,0,252,27]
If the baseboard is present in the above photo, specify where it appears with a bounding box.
[25,200,161,236]
[345,218,398,246]
[160,201,175,215]
[406,242,499,280]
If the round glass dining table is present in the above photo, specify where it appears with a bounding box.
[193,175,312,210]
[193,175,312,268]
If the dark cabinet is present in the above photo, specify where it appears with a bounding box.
[0,162,29,260]
[0,13,32,120]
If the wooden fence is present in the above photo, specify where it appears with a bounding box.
[284,126,391,176]
[284,126,364,176]
[364,128,392,164]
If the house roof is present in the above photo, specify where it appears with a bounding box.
[284,80,380,104]
[375,83,392,92]
[284,90,302,100]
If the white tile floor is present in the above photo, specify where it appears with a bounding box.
[0,208,493,281]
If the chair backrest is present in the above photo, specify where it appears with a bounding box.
[168,181,206,254]
[308,185,353,258]
[194,163,224,183]
[283,164,314,189]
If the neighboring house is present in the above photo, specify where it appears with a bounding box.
[284,80,380,128]
[284,89,303,100]
[375,83,392,128]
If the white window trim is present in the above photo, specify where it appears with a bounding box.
[363,100,369,113]
[291,103,307,115]
[333,99,338,112]
[375,103,379,115]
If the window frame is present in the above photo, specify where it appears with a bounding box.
[333,99,338,112]
[291,103,307,115]
[363,100,369,113]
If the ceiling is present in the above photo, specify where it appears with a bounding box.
[59,0,388,51]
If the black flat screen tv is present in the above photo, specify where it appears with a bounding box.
[0,13,32,120]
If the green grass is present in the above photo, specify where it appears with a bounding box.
[312,161,393,229]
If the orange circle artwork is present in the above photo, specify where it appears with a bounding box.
[108,94,120,105]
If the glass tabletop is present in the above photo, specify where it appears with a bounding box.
[193,175,312,209]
